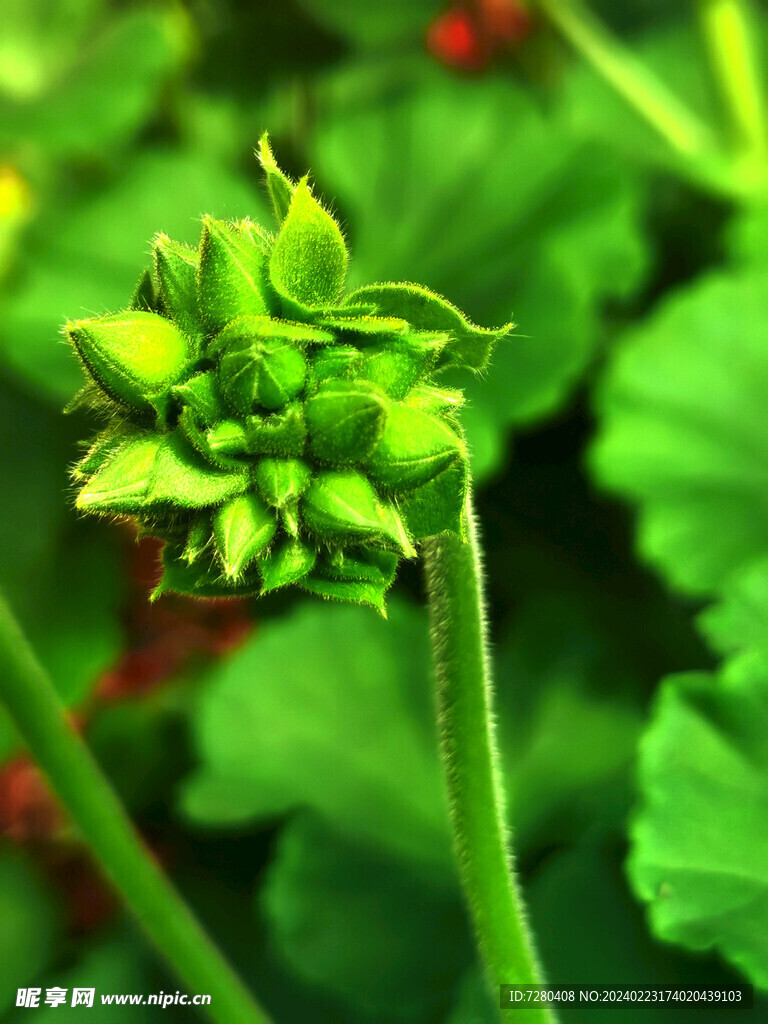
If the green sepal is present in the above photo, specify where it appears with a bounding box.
[360,333,447,400]
[198,217,271,332]
[76,434,163,513]
[67,311,193,412]
[398,460,468,540]
[214,318,309,413]
[316,315,408,338]
[308,345,364,385]
[406,384,465,415]
[170,371,226,427]
[72,426,131,481]
[347,282,512,372]
[255,458,312,508]
[153,234,203,346]
[259,537,316,593]
[179,409,248,471]
[152,543,261,601]
[269,177,348,313]
[213,492,277,579]
[300,547,397,615]
[150,432,250,508]
[129,268,157,312]
[306,380,388,464]
[302,470,415,556]
[258,133,295,225]
[367,404,464,491]
[245,405,306,458]
[183,512,213,563]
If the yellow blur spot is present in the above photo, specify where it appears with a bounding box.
[0,166,31,222]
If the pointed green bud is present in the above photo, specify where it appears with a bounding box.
[306,381,387,463]
[367,404,464,491]
[73,427,127,481]
[245,405,306,457]
[347,282,512,372]
[183,513,213,564]
[407,384,465,415]
[302,470,414,556]
[153,234,202,345]
[154,543,261,600]
[214,492,277,578]
[67,312,192,411]
[255,458,311,508]
[259,538,316,593]
[130,268,157,312]
[269,177,347,311]
[214,318,309,413]
[308,345,363,384]
[151,432,250,508]
[206,419,249,458]
[170,371,226,427]
[361,333,446,399]
[198,217,270,332]
[76,434,162,513]
[258,133,295,225]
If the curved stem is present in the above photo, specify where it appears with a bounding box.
[538,0,715,158]
[0,591,272,1024]
[423,494,556,1022]
[698,0,767,156]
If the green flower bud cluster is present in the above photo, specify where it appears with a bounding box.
[66,138,510,612]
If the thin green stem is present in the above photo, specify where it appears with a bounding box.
[423,494,556,1023]
[0,591,272,1024]
[698,0,767,156]
[538,0,715,158]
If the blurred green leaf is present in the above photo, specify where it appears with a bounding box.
[181,599,452,868]
[0,149,268,403]
[591,270,768,596]
[0,847,60,1017]
[295,0,440,46]
[309,67,648,478]
[0,7,190,160]
[0,377,124,762]
[444,969,496,1024]
[262,813,469,1021]
[629,653,768,989]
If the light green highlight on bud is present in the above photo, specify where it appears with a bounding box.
[306,381,387,464]
[347,282,511,372]
[309,345,363,384]
[317,315,408,337]
[258,133,295,225]
[302,470,414,556]
[214,492,277,578]
[368,404,464,490]
[68,311,191,411]
[255,459,311,508]
[198,218,270,332]
[183,513,212,564]
[153,235,201,344]
[76,435,162,512]
[269,178,347,310]
[259,538,316,593]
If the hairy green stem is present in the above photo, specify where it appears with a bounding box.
[698,0,767,155]
[0,592,272,1024]
[423,496,556,1022]
[538,0,715,158]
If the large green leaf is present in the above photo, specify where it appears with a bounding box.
[309,66,648,479]
[262,813,469,1021]
[0,149,268,403]
[0,6,190,159]
[629,653,768,989]
[591,269,768,596]
[181,599,452,868]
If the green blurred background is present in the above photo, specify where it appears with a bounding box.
[2,0,768,1019]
